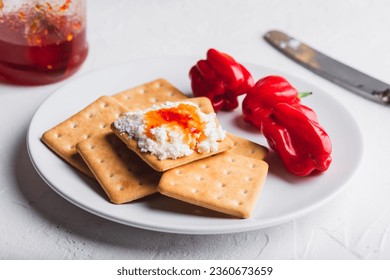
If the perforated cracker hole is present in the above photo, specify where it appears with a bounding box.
[201,164,210,169]
[191,188,199,194]
[88,144,95,150]
[223,170,233,175]
[125,95,132,100]
[175,169,183,175]
[55,133,62,138]
[154,82,163,88]
[70,122,78,129]
[250,163,258,168]
[101,102,109,109]
[109,173,114,178]
[250,149,256,154]
[117,185,124,191]
[245,176,253,182]
[216,182,226,188]
[87,112,95,118]
[227,157,236,163]
[99,123,108,129]
[84,134,91,139]
[196,176,204,182]
[99,159,105,164]
[138,88,147,94]
[168,91,175,97]
[149,97,158,103]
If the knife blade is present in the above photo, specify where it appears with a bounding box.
[264,30,390,105]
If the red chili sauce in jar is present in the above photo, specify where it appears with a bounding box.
[0,1,88,85]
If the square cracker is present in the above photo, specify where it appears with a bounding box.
[158,151,268,218]
[111,97,234,172]
[113,78,188,109]
[76,132,160,204]
[41,96,130,178]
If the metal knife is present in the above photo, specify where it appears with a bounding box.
[264,30,390,105]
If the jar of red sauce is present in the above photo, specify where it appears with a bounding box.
[0,0,88,85]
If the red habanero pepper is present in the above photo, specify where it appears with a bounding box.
[242,75,310,128]
[189,48,254,111]
[259,103,332,176]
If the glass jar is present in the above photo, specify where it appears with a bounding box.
[0,0,88,85]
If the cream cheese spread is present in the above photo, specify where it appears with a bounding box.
[113,101,226,160]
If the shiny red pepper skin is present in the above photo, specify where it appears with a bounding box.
[189,48,254,111]
[242,75,301,127]
[259,103,332,176]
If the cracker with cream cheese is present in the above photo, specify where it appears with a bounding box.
[111,97,234,172]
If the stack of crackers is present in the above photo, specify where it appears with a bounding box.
[41,79,269,218]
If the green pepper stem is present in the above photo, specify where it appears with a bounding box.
[298,92,312,99]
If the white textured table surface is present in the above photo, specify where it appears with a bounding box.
[1,0,390,259]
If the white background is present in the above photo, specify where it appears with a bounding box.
[1,0,390,259]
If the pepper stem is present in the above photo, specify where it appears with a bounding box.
[298,91,312,99]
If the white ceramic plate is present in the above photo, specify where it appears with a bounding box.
[27,57,363,234]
